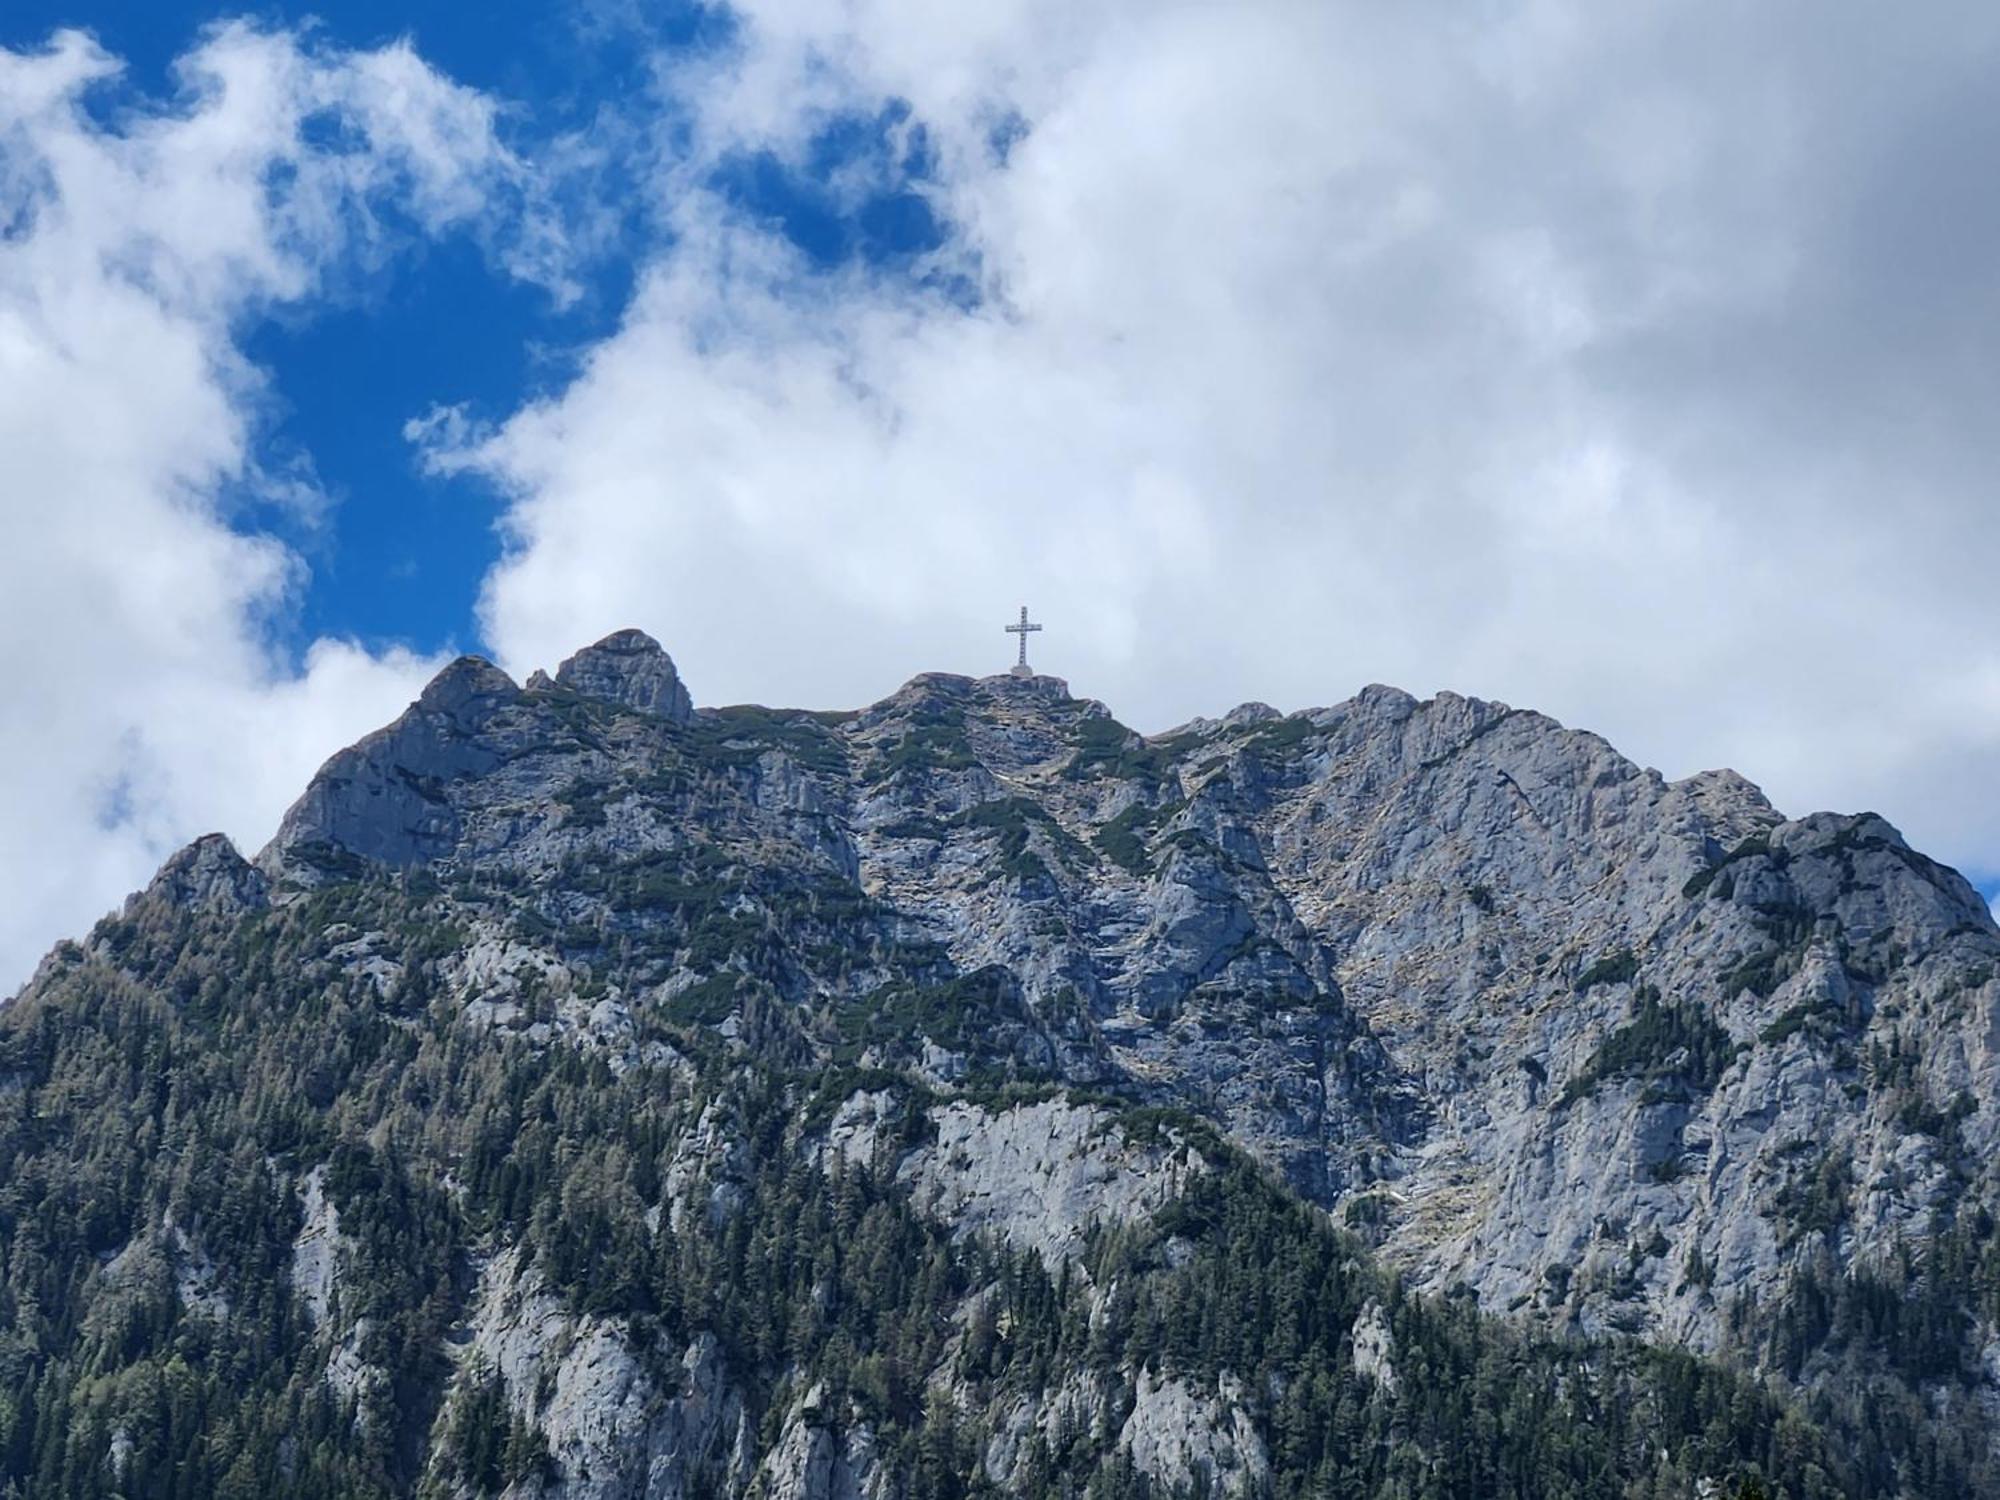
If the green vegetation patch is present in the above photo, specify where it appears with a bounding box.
[1896,1089,1976,1139]
[663,973,747,1027]
[524,682,619,746]
[873,707,977,780]
[1090,808,1151,875]
[1720,947,1793,1000]
[1683,830,1778,899]
[1759,998,1853,1047]
[1232,713,1324,758]
[1558,986,1747,1109]
[562,844,737,916]
[688,705,852,778]
[556,777,614,829]
[826,965,1032,1068]
[1088,798,1184,877]
[1575,947,1640,991]
[1063,716,1177,782]
[288,840,373,883]
[958,797,1090,886]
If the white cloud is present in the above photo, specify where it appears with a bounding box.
[433,0,2000,879]
[0,22,544,989]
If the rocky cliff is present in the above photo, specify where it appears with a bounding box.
[3,629,1997,1498]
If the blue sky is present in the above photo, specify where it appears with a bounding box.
[1,1,1998,982]
[1,0,950,664]
[2,2,615,660]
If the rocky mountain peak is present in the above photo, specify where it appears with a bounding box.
[553,628,694,723]
[1349,682,1421,719]
[416,654,520,718]
[133,832,267,917]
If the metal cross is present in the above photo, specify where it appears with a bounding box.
[1004,605,1042,675]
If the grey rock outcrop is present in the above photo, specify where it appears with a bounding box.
[261,654,523,873]
[134,833,268,916]
[751,1392,887,1500]
[555,629,694,724]
[1118,1368,1268,1497]
[288,1164,389,1413]
[1349,1299,1398,1394]
[448,1248,752,1498]
[290,1165,346,1331]
[896,1098,1204,1266]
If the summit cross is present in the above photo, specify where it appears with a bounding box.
[1004,605,1043,677]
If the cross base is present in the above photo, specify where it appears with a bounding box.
[1009,663,1034,678]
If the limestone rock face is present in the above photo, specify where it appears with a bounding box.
[290,1165,345,1331]
[751,1394,887,1500]
[1118,1368,1268,1497]
[895,1098,1204,1266]
[1234,694,2000,1350]
[261,654,523,873]
[555,629,694,724]
[237,635,2000,1364]
[451,1248,752,1499]
[1349,1299,1398,1394]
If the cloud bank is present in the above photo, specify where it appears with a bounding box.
[437,0,2000,880]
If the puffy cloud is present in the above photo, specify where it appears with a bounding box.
[437,0,2000,878]
[0,22,542,988]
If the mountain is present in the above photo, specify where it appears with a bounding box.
[3,627,1998,1498]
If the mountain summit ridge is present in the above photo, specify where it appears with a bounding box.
[6,628,1999,1497]
[249,632,2000,1332]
